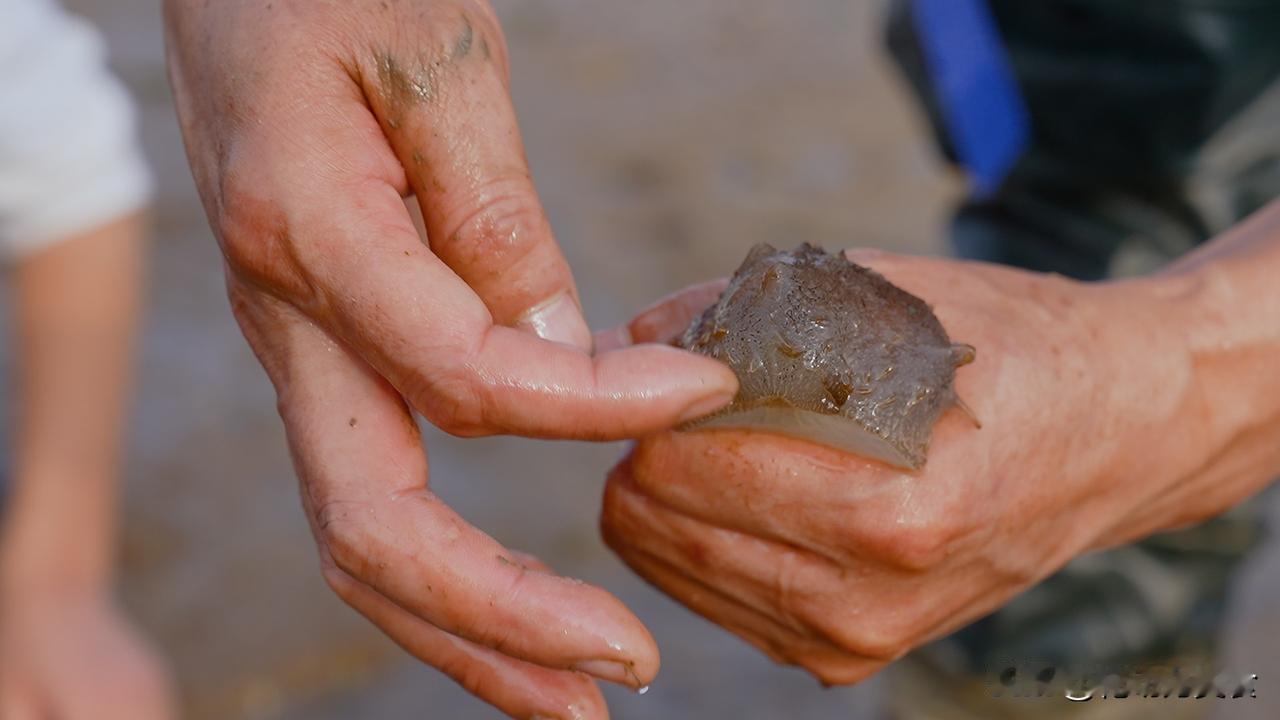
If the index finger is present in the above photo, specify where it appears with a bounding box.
[361,4,589,348]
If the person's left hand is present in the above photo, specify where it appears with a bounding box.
[598,249,1247,684]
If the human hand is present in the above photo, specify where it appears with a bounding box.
[0,589,175,720]
[164,1,736,716]
[600,250,1234,684]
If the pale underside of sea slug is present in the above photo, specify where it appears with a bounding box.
[678,243,975,469]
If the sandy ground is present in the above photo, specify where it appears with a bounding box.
[2,0,1277,718]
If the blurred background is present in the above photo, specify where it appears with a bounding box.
[2,0,1279,718]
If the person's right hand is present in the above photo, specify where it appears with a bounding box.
[163,1,737,717]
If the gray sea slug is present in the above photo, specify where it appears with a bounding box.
[678,243,975,469]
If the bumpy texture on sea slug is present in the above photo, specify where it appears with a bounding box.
[678,243,975,469]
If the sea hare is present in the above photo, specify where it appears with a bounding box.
[678,243,975,469]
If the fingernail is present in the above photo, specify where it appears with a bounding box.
[677,391,735,424]
[592,324,633,355]
[518,293,593,352]
[573,659,636,687]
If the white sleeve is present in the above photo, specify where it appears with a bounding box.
[0,0,153,261]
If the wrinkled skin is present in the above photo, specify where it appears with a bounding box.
[601,249,1228,684]
[164,1,737,717]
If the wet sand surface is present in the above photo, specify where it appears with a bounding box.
[2,1,1276,718]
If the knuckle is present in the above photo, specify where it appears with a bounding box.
[599,481,644,556]
[857,503,962,572]
[445,654,493,698]
[414,365,488,436]
[806,662,846,686]
[802,597,914,661]
[368,3,508,103]
[829,620,911,662]
[600,470,636,519]
[461,0,511,74]
[213,171,300,289]
[599,482,625,533]
[600,474,662,552]
[417,4,480,54]
[208,147,322,307]
[599,518,624,556]
[319,560,356,598]
[804,657,881,686]
[884,525,951,571]
[412,0,509,75]
[315,501,376,580]
[436,176,549,275]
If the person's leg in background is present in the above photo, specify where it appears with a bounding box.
[0,1,174,718]
[883,1,1280,717]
